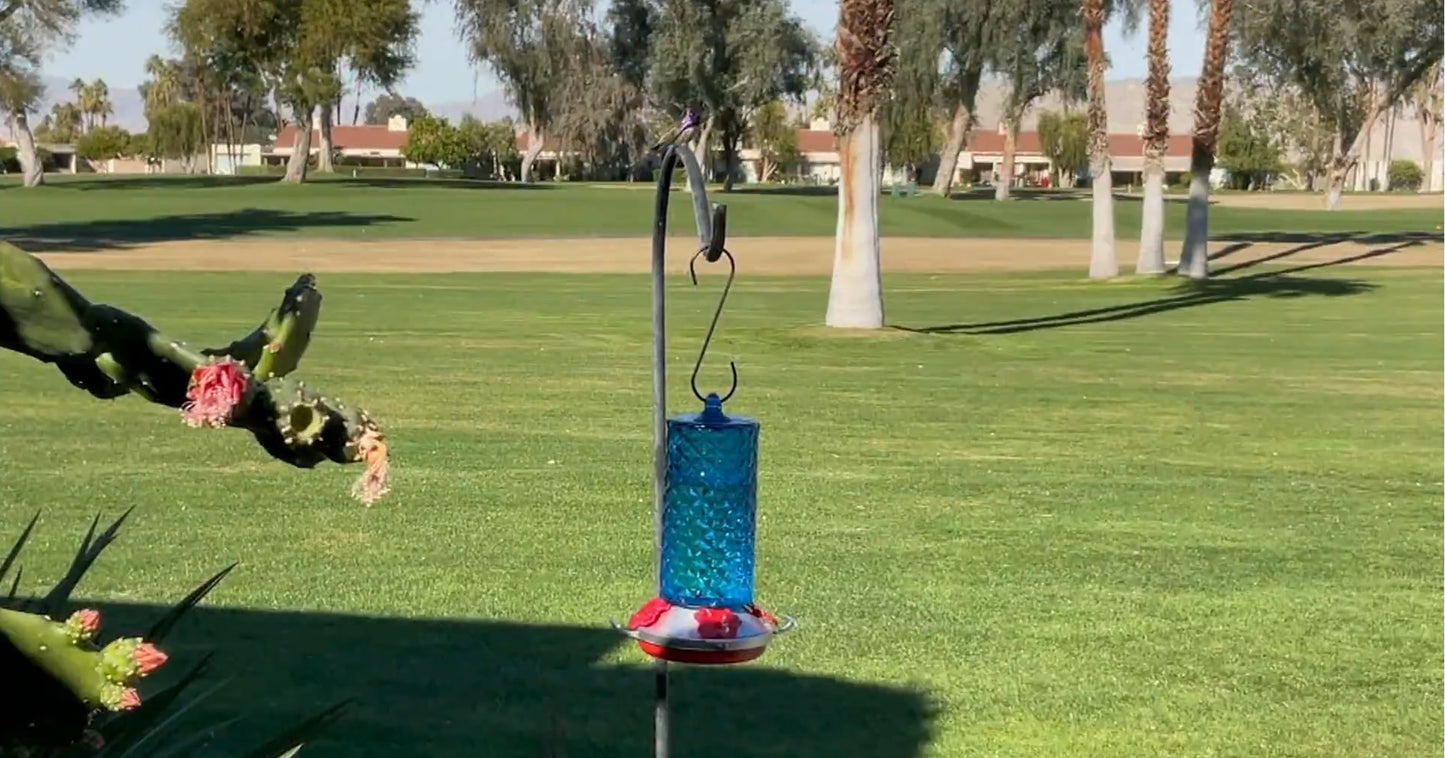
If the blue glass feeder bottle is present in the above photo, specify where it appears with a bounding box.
[660,392,759,609]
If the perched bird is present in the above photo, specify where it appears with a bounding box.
[651,107,703,151]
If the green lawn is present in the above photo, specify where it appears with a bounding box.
[0,261,1441,757]
[0,174,1437,241]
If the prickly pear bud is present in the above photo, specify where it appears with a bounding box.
[97,682,141,712]
[99,637,168,684]
[181,356,250,428]
[62,608,101,644]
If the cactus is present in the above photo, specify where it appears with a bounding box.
[0,607,167,712]
[0,510,349,755]
[0,243,390,504]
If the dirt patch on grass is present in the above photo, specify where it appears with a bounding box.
[1204,192,1443,211]
[29,234,1441,275]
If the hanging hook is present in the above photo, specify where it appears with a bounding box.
[688,247,738,404]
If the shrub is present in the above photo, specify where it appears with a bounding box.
[1387,159,1423,191]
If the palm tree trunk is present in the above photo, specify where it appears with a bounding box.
[1136,0,1171,274]
[11,112,43,188]
[827,113,884,328]
[1178,0,1234,279]
[826,0,894,329]
[1084,0,1117,279]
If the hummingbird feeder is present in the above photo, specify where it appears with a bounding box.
[609,118,795,756]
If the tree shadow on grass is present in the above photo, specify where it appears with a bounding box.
[0,175,558,192]
[894,239,1420,336]
[1,209,414,252]
[0,175,281,191]
[84,601,937,758]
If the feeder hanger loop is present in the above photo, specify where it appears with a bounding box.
[688,248,737,405]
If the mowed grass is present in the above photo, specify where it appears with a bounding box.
[0,173,1438,240]
[0,263,1441,757]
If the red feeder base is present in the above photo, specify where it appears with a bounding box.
[611,597,794,667]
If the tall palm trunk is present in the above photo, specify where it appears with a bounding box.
[281,106,313,184]
[932,67,982,197]
[1136,0,1171,275]
[826,0,895,329]
[1177,0,1234,279]
[1083,0,1117,279]
[10,112,43,188]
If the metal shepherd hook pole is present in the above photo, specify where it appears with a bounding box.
[648,115,728,758]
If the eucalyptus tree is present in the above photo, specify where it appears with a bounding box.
[988,0,1085,201]
[1411,64,1442,192]
[825,0,894,329]
[0,68,45,186]
[0,0,122,186]
[1235,0,1442,212]
[648,0,817,190]
[548,15,650,179]
[169,0,418,182]
[364,92,428,124]
[882,4,942,182]
[926,0,1003,196]
[455,0,588,182]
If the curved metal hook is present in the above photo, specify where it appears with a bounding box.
[688,247,738,404]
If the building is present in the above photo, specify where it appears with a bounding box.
[267,114,412,168]
[734,120,1194,188]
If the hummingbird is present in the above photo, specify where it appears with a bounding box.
[651,107,703,151]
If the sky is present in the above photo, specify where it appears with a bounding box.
[46,0,1209,106]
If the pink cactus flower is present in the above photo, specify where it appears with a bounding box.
[181,357,248,428]
[72,608,101,634]
[117,688,141,710]
[696,608,742,639]
[629,597,672,629]
[132,642,168,675]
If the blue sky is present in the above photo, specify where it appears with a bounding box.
[47,0,1208,105]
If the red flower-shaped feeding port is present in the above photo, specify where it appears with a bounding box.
[181,357,249,428]
[629,597,673,629]
[695,607,742,639]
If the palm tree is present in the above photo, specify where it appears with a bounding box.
[825,0,895,329]
[142,55,182,115]
[1177,0,1235,280]
[1135,0,1170,274]
[1083,0,1117,278]
[90,78,112,129]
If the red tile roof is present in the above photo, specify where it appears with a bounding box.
[273,124,409,151]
